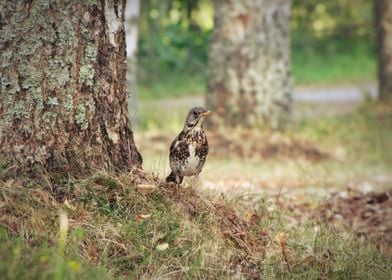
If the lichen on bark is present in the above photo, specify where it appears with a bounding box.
[0,0,142,176]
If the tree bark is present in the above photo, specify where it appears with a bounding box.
[125,0,140,122]
[375,0,392,101]
[0,0,142,176]
[206,0,292,129]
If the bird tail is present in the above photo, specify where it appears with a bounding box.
[166,172,183,184]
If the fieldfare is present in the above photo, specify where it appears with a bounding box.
[166,107,210,185]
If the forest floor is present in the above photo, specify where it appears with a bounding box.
[1,84,391,279]
[136,83,392,270]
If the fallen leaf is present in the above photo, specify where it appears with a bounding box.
[136,184,157,194]
[64,199,75,210]
[276,232,286,246]
[140,214,151,219]
[135,214,151,223]
[156,243,169,251]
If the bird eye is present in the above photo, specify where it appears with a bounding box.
[193,111,198,117]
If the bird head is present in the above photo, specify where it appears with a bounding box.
[184,107,210,130]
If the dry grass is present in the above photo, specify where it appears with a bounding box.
[0,170,267,279]
[0,169,391,279]
[314,189,392,255]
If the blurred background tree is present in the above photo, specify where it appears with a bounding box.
[206,0,292,129]
[125,0,141,121]
[135,0,376,101]
[375,0,392,101]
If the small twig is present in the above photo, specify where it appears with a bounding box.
[101,238,127,251]
[281,242,292,273]
[157,269,184,278]
[277,233,292,273]
[268,185,284,226]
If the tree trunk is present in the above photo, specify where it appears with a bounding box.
[125,0,140,122]
[375,0,392,101]
[206,0,292,129]
[0,0,142,176]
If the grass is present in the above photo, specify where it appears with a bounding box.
[292,40,376,85]
[0,171,262,279]
[135,102,189,132]
[1,100,391,279]
[0,171,391,279]
[297,101,392,168]
[138,72,205,100]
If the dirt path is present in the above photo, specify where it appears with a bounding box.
[143,82,377,105]
[293,82,377,102]
[140,82,378,119]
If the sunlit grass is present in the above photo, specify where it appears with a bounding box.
[292,43,376,85]
[138,72,205,100]
[297,101,392,168]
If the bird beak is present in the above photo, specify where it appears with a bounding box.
[201,111,211,117]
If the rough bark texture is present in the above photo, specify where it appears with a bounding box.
[0,0,142,175]
[375,0,392,101]
[206,0,292,129]
[125,0,139,121]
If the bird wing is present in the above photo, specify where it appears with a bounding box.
[169,131,186,155]
[169,135,179,156]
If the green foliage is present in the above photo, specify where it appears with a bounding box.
[139,25,210,77]
[0,228,110,280]
[136,104,185,132]
[291,0,376,84]
[138,71,205,100]
[137,0,211,87]
[136,0,376,99]
[291,0,374,40]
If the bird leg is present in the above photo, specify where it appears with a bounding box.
[176,175,184,185]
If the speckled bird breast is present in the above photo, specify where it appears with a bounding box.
[169,129,209,177]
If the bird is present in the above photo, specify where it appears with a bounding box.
[166,107,210,185]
